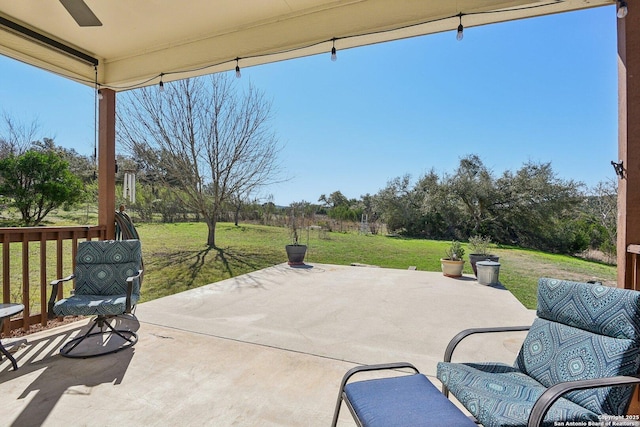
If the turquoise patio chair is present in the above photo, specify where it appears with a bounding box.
[48,239,143,358]
[437,278,640,427]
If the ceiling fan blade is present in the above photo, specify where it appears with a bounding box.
[59,0,102,27]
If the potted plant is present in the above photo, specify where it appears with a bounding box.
[285,203,307,265]
[441,240,465,277]
[468,235,499,277]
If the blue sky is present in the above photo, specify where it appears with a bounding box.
[0,5,618,206]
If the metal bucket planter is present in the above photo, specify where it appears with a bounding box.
[440,258,465,278]
[476,260,501,285]
[469,254,500,277]
[286,244,307,265]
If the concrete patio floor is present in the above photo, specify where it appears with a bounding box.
[0,263,536,426]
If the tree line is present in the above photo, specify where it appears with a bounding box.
[370,154,617,257]
[239,154,616,259]
[0,132,618,260]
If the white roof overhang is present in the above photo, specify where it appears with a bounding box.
[0,0,613,91]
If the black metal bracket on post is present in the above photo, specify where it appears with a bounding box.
[612,160,625,179]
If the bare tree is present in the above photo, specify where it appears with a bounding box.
[0,114,40,157]
[118,75,283,247]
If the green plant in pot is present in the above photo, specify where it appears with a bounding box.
[441,240,465,277]
[468,235,499,277]
[285,203,307,266]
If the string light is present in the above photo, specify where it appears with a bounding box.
[61,2,566,91]
[159,73,165,91]
[331,38,337,62]
[618,0,628,18]
[235,58,241,78]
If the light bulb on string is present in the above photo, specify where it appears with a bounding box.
[456,13,464,41]
[331,38,337,62]
[618,0,628,18]
[94,66,103,100]
[235,58,241,78]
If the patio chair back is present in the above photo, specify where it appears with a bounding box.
[514,278,640,415]
[74,239,142,299]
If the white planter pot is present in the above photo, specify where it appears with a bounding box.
[440,258,465,278]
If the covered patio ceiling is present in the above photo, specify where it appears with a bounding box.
[0,0,613,91]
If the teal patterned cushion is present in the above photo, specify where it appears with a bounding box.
[536,278,640,341]
[53,294,139,316]
[53,240,142,317]
[74,240,142,297]
[514,318,639,415]
[436,362,599,427]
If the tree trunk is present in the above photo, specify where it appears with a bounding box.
[206,219,217,247]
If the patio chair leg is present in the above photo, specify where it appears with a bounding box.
[60,315,138,358]
[0,342,19,370]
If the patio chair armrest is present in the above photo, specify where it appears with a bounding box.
[339,362,421,388]
[528,375,640,427]
[125,269,143,313]
[441,326,531,397]
[331,362,420,427]
[443,325,531,363]
[48,274,75,319]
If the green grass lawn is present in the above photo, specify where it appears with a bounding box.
[135,222,616,309]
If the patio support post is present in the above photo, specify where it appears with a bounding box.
[618,6,640,415]
[98,88,116,240]
[617,6,640,291]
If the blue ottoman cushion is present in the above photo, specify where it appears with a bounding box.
[345,374,476,427]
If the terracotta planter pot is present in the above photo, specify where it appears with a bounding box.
[286,244,307,265]
[440,258,465,278]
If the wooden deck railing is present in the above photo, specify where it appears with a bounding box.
[1,226,106,334]
[626,244,640,415]
[628,244,640,292]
